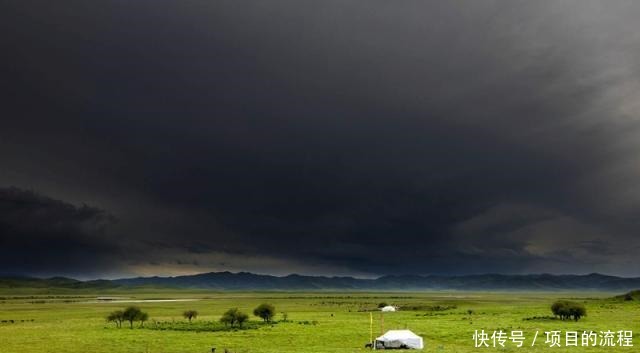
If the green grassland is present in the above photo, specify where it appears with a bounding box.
[0,289,638,353]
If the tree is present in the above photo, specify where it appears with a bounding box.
[220,312,234,327]
[220,308,248,328]
[183,310,198,323]
[137,311,149,327]
[551,300,569,320]
[123,306,143,329]
[236,311,249,327]
[568,303,586,321]
[106,310,124,328]
[253,303,276,323]
[551,300,586,321]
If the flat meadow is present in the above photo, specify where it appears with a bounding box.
[0,289,638,353]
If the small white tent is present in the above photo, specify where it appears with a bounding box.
[375,330,424,349]
[380,305,397,312]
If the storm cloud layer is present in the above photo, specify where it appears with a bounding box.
[1,1,640,278]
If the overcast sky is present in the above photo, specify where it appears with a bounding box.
[2,1,640,279]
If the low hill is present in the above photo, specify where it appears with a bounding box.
[2,272,640,291]
[0,276,118,290]
[614,289,640,301]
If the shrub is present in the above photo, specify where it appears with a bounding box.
[146,320,261,332]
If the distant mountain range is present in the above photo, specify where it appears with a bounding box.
[2,272,640,291]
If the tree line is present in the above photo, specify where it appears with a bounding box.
[106,303,279,328]
[106,306,149,328]
[220,303,277,327]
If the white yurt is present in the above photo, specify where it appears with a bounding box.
[375,330,424,349]
[380,305,397,312]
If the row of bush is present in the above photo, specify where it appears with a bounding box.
[147,320,263,332]
[1,319,35,324]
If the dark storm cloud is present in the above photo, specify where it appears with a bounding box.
[1,0,640,277]
[0,187,119,278]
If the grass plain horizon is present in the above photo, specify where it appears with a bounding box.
[1,286,639,353]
